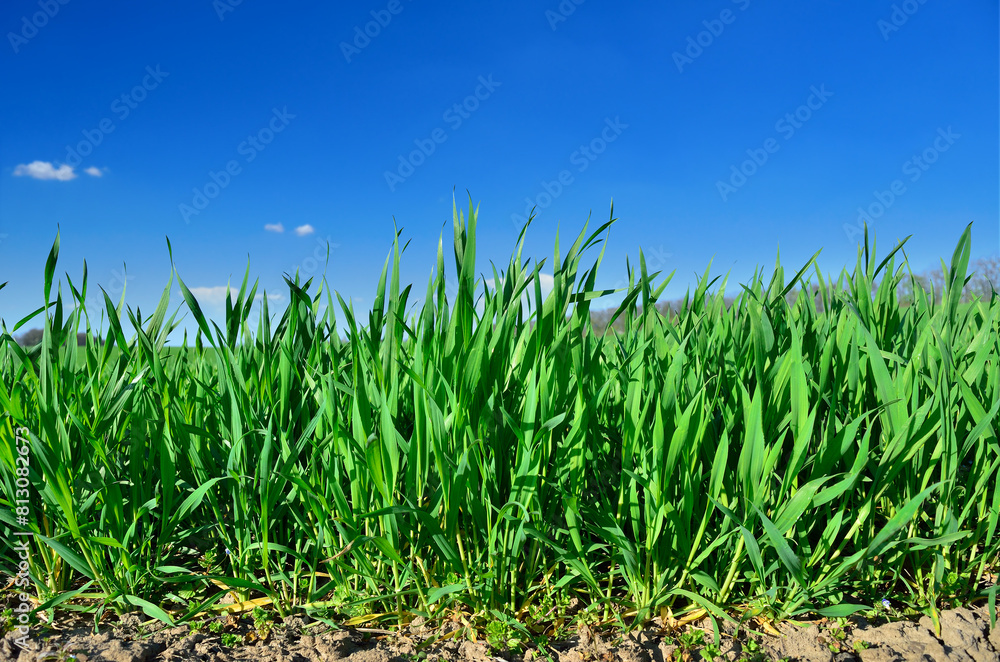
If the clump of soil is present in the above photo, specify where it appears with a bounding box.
[1,604,998,662]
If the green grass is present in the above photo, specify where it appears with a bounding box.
[1,198,998,639]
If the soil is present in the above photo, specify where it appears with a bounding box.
[1,603,998,662]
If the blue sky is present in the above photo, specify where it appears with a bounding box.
[1,1,997,337]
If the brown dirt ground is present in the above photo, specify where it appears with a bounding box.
[1,603,998,662]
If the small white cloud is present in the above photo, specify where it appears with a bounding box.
[294,224,315,236]
[264,223,284,233]
[486,273,554,298]
[188,286,284,308]
[188,286,232,306]
[13,161,76,181]
[83,166,104,177]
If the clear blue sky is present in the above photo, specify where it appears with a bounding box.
[1,1,997,337]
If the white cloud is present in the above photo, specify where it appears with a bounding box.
[188,286,231,306]
[83,166,104,177]
[187,285,285,308]
[264,223,284,233]
[13,161,76,181]
[294,224,315,236]
[534,273,555,298]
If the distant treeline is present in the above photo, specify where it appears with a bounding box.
[13,256,997,344]
[591,255,999,335]
[15,329,105,347]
